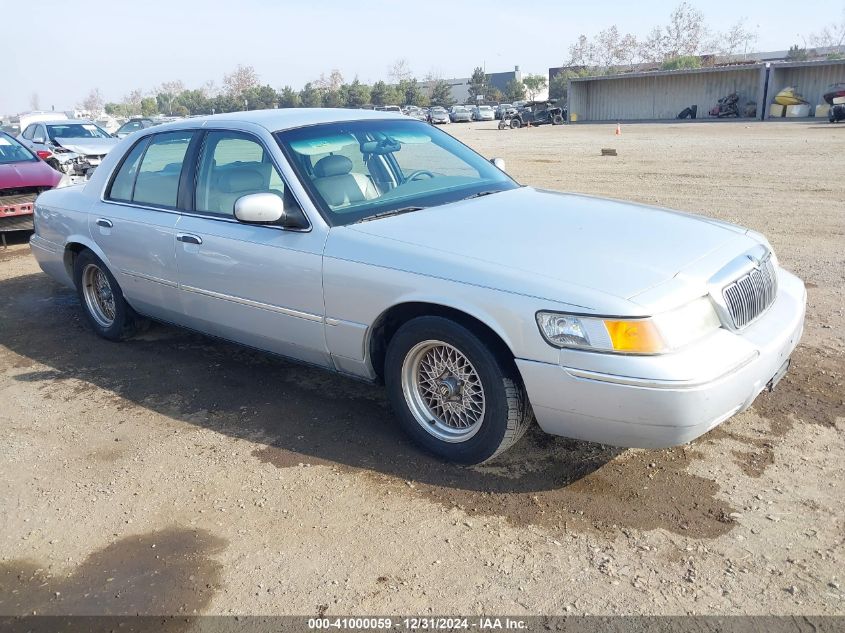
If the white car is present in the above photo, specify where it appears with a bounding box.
[472,105,495,121]
[29,109,806,463]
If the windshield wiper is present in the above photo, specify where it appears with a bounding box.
[354,206,425,223]
[461,190,502,201]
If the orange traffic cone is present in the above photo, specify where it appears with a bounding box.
[615,123,622,136]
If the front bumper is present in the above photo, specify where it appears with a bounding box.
[0,193,37,233]
[516,269,806,448]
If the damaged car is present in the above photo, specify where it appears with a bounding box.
[0,131,67,240]
[18,120,118,178]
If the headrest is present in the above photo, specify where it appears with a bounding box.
[217,169,264,193]
[314,155,353,178]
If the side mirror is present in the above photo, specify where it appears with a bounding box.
[234,193,285,225]
[491,157,506,172]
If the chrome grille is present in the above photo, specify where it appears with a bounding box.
[722,256,778,329]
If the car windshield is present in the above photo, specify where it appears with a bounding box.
[275,119,517,226]
[46,123,111,140]
[0,133,37,164]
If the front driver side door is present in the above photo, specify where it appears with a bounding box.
[174,129,330,367]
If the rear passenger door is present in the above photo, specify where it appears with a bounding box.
[174,130,330,367]
[89,130,195,323]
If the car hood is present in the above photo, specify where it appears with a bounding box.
[0,160,61,189]
[53,137,118,155]
[332,187,757,311]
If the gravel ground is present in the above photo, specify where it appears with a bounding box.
[0,120,843,618]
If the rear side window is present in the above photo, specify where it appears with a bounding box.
[108,138,149,202]
[131,132,193,208]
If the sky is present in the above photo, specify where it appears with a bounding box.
[2,0,839,115]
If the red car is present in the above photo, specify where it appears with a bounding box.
[0,131,64,241]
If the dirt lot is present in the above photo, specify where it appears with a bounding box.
[0,121,843,618]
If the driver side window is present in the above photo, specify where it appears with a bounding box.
[195,131,287,217]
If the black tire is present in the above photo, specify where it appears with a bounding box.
[552,114,564,125]
[73,249,138,341]
[498,120,507,130]
[384,316,533,464]
[510,118,522,129]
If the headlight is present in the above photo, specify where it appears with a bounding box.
[536,297,720,355]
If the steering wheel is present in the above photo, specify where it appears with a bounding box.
[405,170,436,182]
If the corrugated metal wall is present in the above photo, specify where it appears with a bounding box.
[766,61,845,116]
[569,66,765,122]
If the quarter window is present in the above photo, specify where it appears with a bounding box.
[132,131,193,208]
[108,138,150,202]
[194,131,287,217]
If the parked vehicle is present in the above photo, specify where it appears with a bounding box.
[449,106,472,123]
[428,107,450,124]
[495,103,513,120]
[115,117,159,138]
[823,83,845,123]
[500,101,565,129]
[0,132,66,239]
[18,120,118,177]
[472,105,495,121]
[30,110,806,464]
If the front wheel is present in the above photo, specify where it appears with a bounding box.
[510,118,522,129]
[385,316,533,464]
[73,249,139,341]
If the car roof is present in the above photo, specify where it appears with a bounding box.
[41,120,97,126]
[150,108,406,134]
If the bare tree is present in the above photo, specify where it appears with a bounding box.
[201,80,220,98]
[79,88,104,115]
[568,34,597,68]
[223,65,259,96]
[811,7,845,48]
[388,58,413,83]
[711,18,758,57]
[638,26,667,64]
[29,92,40,111]
[315,69,344,93]
[663,2,707,57]
[122,89,144,115]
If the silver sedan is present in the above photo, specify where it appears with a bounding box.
[30,109,806,463]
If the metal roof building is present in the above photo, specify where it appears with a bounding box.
[764,59,845,118]
[567,65,767,122]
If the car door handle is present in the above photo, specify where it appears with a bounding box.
[96,218,113,228]
[176,233,202,245]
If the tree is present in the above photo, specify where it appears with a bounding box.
[428,80,454,107]
[639,26,667,64]
[315,69,344,93]
[79,88,104,115]
[663,2,706,58]
[30,92,40,110]
[141,97,158,116]
[549,73,569,101]
[278,86,300,108]
[522,74,548,101]
[711,18,758,57]
[370,81,400,106]
[504,79,526,102]
[156,80,185,115]
[811,7,845,48]
[467,66,488,102]
[388,58,413,83]
[243,85,278,110]
[346,79,371,108]
[176,89,212,115]
[299,82,322,108]
[223,65,259,97]
[122,89,144,116]
[786,44,810,61]
[399,78,427,106]
[661,55,702,70]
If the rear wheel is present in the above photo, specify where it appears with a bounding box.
[73,249,138,341]
[385,316,532,464]
[552,114,564,125]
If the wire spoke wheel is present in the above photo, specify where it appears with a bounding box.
[401,340,486,443]
[81,263,116,328]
